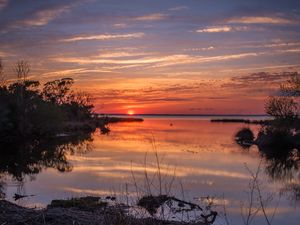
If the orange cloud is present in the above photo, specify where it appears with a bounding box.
[197,26,232,33]
[53,52,259,68]
[13,5,71,27]
[62,32,145,42]
[133,13,167,21]
[228,16,295,25]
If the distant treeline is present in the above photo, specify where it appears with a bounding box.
[210,118,269,124]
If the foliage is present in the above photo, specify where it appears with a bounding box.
[43,78,74,104]
[265,73,300,121]
[256,126,295,150]
[0,60,94,140]
[261,73,300,153]
[235,128,255,148]
[62,91,94,122]
[280,72,300,96]
[0,60,4,86]
[15,60,30,82]
[265,96,298,120]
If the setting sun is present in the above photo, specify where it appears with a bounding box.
[127,110,135,115]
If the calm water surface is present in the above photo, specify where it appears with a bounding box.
[2,117,300,224]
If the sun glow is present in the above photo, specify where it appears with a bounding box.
[127,110,135,115]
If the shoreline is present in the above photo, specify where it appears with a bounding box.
[0,196,211,225]
[210,118,270,124]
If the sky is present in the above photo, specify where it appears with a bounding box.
[0,0,300,114]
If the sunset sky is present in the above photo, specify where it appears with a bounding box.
[0,0,300,114]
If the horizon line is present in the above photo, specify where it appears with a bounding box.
[95,113,269,117]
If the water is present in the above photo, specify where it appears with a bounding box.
[1,116,299,224]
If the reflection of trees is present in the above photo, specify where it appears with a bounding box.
[257,144,300,203]
[236,124,300,202]
[0,133,93,182]
[259,147,300,182]
[258,72,300,183]
[281,183,300,203]
[0,175,5,199]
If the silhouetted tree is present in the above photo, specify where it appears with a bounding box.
[15,60,30,82]
[0,61,95,140]
[43,78,74,105]
[63,91,94,121]
[281,72,300,97]
[265,73,299,120]
[0,59,5,87]
[235,127,254,148]
[265,96,298,120]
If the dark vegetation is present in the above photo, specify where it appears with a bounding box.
[96,116,144,123]
[211,118,268,124]
[138,195,203,216]
[235,72,300,151]
[234,73,300,204]
[0,197,210,225]
[49,196,108,210]
[0,60,95,141]
[235,128,255,148]
[0,133,93,182]
[137,195,217,224]
[0,60,98,201]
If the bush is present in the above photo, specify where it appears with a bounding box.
[0,68,94,139]
[256,128,294,150]
[235,128,255,148]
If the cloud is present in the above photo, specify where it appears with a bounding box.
[54,54,183,65]
[133,13,167,21]
[196,26,250,33]
[0,0,8,10]
[232,71,294,83]
[113,23,128,28]
[168,6,188,11]
[220,71,296,97]
[53,52,259,68]
[98,51,151,58]
[61,32,145,42]
[278,48,300,53]
[196,26,232,33]
[41,68,112,78]
[201,46,215,51]
[228,16,295,25]
[0,50,9,57]
[152,52,259,68]
[221,64,300,73]
[90,82,211,106]
[185,46,215,52]
[13,5,71,27]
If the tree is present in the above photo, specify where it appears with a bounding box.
[43,78,74,104]
[281,72,300,97]
[15,60,30,82]
[265,96,298,120]
[265,73,299,120]
[0,59,5,87]
[0,61,95,140]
